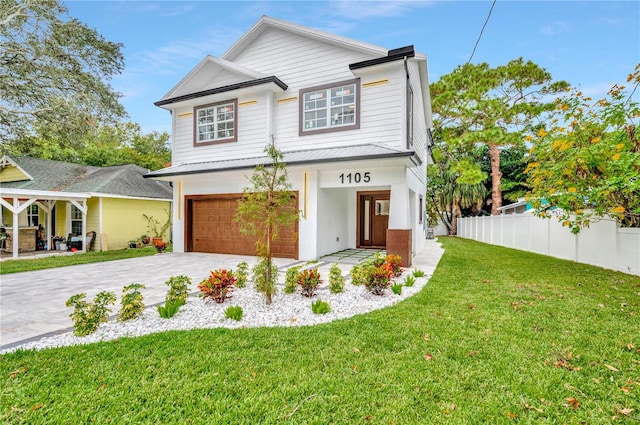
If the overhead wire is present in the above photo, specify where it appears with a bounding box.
[467,0,497,64]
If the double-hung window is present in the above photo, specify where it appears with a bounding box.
[71,205,82,235]
[194,99,238,145]
[27,204,39,227]
[300,79,360,135]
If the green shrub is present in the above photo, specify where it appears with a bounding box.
[224,305,243,321]
[390,282,403,295]
[165,275,192,305]
[297,268,322,297]
[350,261,374,286]
[412,269,425,278]
[404,275,416,287]
[329,264,345,293]
[284,265,302,294]
[372,252,385,267]
[235,261,249,288]
[198,269,237,303]
[157,299,183,319]
[66,291,116,336]
[118,283,145,321]
[311,299,330,314]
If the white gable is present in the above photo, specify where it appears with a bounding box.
[159,56,267,102]
[223,16,387,61]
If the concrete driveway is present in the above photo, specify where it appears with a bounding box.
[0,240,444,352]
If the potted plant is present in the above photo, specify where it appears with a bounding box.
[143,209,171,248]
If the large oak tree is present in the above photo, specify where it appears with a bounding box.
[1,0,126,148]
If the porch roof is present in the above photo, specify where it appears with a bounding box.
[145,143,419,179]
[0,187,90,202]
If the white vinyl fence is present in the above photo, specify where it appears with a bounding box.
[458,214,640,276]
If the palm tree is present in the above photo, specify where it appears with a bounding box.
[430,166,487,236]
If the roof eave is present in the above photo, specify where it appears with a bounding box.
[349,45,415,71]
[145,151,417,179]
[154,76,288,108]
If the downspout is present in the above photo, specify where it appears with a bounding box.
[403,56,410,150]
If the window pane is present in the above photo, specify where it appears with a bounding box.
[301,82,357,132]
[195,102,235,142]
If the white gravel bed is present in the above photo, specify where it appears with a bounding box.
[1,272,430,354]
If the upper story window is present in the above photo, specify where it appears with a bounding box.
[194,99,238,146]
[299,79,360,136]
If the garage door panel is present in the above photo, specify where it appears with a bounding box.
[189,195,297,259]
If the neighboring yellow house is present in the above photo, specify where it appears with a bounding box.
[0,155,172,258]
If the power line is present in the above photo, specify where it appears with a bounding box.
[467,0,497,64]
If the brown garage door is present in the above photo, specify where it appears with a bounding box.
[185,194,298,259]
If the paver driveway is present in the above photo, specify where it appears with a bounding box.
[0,240,444,351]
[0,252,294,350]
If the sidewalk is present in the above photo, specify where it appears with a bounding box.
[0,239,444,351]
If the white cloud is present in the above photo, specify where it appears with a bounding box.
[540,20,571,36]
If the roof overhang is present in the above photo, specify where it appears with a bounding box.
[154,76,288,108]
[349,45,415,71]
[145,144,421,180]
[0,187,90,201]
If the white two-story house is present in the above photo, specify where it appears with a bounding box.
[147,16,433,266]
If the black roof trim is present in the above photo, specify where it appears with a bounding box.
[144,151,416,179]
[154,76,288,106]
[349,45,415,71]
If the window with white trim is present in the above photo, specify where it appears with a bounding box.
[300,79,360,135]
[71,205,82,235]
[194,99,237,145]
[27,204,39,227]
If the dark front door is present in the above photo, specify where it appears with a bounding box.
[358,191,390,248]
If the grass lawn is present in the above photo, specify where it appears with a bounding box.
[0,247,159,275]
[1,238,638,423]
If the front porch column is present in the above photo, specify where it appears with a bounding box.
[388,183,409,229]
[0,196,37,258]
[387,183,412,266]
[12,198,18,258]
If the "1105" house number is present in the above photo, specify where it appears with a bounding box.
[339,172,371,184]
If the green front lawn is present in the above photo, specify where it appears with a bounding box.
[1,238,638,423]
[0,247,159,274]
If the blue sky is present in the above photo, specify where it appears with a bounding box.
[64,0,639,135]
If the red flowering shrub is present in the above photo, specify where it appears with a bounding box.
[198,269,237,303]
[366,262,394,296]
[297,268,322,297]
[385,254,403,277]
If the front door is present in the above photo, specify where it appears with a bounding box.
[358,191,390,248]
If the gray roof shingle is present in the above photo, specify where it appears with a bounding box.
[0,156,172,199]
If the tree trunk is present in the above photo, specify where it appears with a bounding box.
[488,143,503,215]
[450,202,460,236]
[265,222,273,305]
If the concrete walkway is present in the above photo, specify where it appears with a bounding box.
[0,239,444,351]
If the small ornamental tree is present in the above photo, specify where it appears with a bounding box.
[234,141,299,305]
[526,64,640,232]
